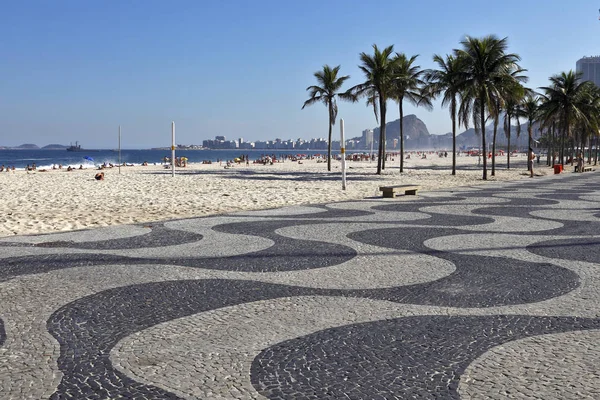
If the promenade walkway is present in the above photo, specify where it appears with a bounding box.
[1,171,599,399]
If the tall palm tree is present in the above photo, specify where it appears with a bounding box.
[391,53,432,173]
[578,83,600,164]
[455,35,526,180]
[347,44,397,174]
[519,95,540,171]
[302,65,351,171]
[502,85,526,169]
[490,98,502,176]
[539,71,596,166]
[425,54,465,175]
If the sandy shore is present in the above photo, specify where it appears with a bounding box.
[0,154,557,237]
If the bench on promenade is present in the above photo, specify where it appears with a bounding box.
[575,166,593,172]
[379,184,420,198]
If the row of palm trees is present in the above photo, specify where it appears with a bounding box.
[303,35,600,179]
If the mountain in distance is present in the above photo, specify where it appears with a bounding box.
[0,143,69,150]
[362,114,541,150]
[13,143,40,149]
[42,144,69,150]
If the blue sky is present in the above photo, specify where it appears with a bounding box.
[1,0,599,148]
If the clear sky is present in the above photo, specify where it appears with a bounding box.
[1,0,599,148]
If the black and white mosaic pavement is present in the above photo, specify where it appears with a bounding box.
[1,172,600,399]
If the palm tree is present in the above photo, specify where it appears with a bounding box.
[578,83,600,165]
[425,54,465,175]
[302,65,351,171]
[347,44,397,174]
[490,98,502,176]
[502,85,526,169]
[455,35,526,180]
[391,53,432,173]
[519,95,540,171]
[539,71,596,166]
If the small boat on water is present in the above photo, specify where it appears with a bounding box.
[66,142,99,152]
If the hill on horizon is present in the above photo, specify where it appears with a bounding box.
[14,144,40,149]
[360,114,542,150]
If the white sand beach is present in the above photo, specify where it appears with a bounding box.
[0,153,556,237]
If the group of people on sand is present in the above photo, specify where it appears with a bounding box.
[163,157,187,167]
[99,162,133,169]
[0,165,16,172]
[50,164,84,171]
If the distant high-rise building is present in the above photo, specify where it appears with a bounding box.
[576,56,600,87]
[362,129,374,149]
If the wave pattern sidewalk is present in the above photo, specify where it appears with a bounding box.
[0,172,599,399]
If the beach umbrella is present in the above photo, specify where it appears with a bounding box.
[84,156,94,161]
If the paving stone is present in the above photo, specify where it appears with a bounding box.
[0,171,598,399]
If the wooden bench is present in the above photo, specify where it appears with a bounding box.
[575,166,593,172]
[379,184,421,198]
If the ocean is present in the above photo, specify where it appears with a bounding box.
[0,149,357,170]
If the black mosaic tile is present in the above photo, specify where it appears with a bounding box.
[251,315,600,400]
[471,205,543,219]
[471,203,600,236]
[535,192,598,202]
[370,203,494,227]
[0,317,5,347]
[47,280,318,399]
[0,223,203,250]
[44,259,581,397]
[348,227,580,307]
[457,189,540,198]
[527,237,600,264]
[531,218,600,236]
[0,254,132,283]
[227,205,375,219]
[0,220,358,281]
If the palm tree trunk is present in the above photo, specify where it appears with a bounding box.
[507,116,511,170]
[552,122,557,166]
[587,134,592,164]
[382,122,387,171]
[399,101,404,173]
[481,103,487,180]
[377,99,386,175]
[492,117,498,176]
[560,127,565,166]
[451,100,456,175]
[594,134,600,165]
[528,126,532,172]
[327,116,333,172]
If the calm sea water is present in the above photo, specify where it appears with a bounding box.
[0,149,355,170]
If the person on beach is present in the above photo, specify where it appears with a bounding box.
[576,152,584,173]
[95,172,104,180]
[528,147,535,177]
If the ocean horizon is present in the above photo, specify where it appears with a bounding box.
[0,148,362,170]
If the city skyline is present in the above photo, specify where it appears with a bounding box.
[1,1,599,148]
